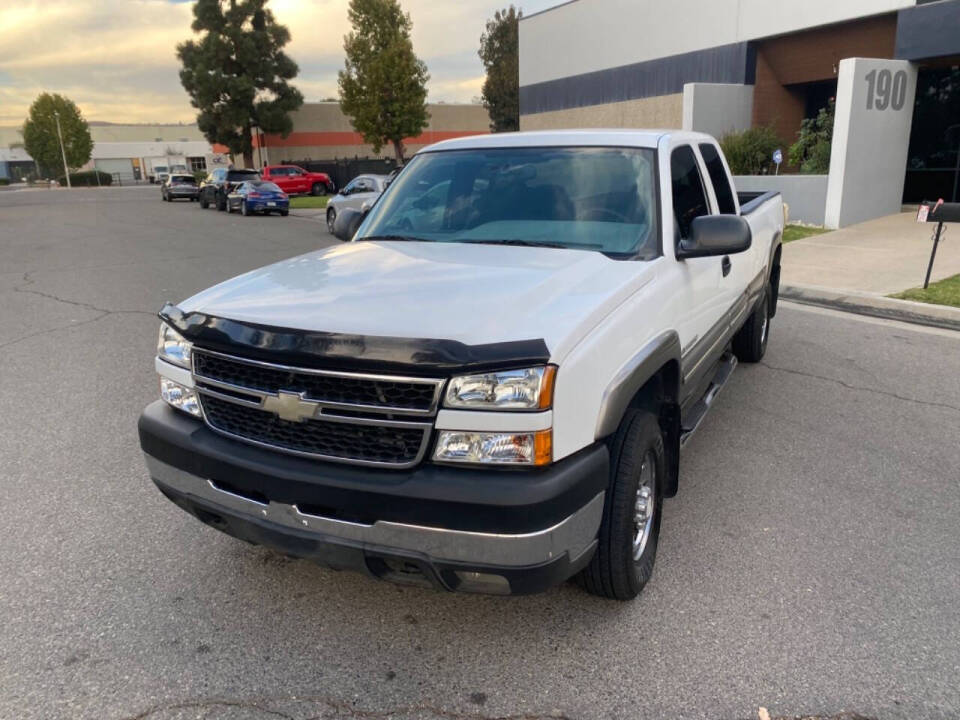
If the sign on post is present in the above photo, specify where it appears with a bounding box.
[772,148,783,176]
[916,200,960,288]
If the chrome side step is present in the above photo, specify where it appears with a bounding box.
[680,353,737,448]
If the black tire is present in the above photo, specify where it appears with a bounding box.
[241,200,249,216]
[200,193,209,209]
[577,409,664,601]
[311,182,327,197]
[280,209,289,217]
[326,207,336,233]
[216,191,227,211]
[732,286,771,363]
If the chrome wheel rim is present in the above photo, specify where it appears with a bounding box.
[632,452,656,561]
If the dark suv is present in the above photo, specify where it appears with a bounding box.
[199,168,261,211]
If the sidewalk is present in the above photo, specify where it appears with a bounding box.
[781,211,960,331]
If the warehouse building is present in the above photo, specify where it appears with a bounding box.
[519,0,960,225]
[251,102,490,167]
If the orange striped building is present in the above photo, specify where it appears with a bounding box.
[251,102,491,166]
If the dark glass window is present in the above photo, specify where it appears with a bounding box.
[670,146,710,239]
[699,143,737,214]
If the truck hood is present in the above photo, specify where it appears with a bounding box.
[178,241,655,360]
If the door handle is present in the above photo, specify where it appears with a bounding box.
[721,255,732,277]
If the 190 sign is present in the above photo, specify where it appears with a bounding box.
[865,69,908,111]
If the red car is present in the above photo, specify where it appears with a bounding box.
[260,165,335,196]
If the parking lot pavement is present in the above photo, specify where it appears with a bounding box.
[1,188,958,720]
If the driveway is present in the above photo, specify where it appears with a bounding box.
[1,188,958,720]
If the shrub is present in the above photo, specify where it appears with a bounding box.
[0,178,9,186]
[193,170,207,183]
[719,126,783,175]
[57,170,113,187]
[789,99,835,174]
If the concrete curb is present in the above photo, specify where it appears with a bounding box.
[781,283,960,332]
[289,208,327,220]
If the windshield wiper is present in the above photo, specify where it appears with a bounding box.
[461,238,569,249]
[357,234,430,242]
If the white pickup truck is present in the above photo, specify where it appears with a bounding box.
[139,130,783,600]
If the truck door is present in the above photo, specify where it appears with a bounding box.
[268,167,289,193]
[698,142,757,329]
[667,144,728,397]
[289,167,310,194]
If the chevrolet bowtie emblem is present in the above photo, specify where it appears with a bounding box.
[262,390,318,423]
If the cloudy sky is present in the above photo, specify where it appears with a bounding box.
[0,0,559,126]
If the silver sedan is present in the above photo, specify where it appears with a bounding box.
[325,174,389,233]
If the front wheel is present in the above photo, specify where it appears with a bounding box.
[326,207,336,233]
[199,193,209,209]
[732,286,771,363]
[311,182,327,197]
[577,409,664,600]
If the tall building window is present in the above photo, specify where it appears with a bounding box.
[188,156,207,172]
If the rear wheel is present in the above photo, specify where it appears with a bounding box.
[241,200,249,216]
[199,192,209,209]
[732,286,771,363]
[280,209,289,217]
[311,182,327,197]
[326,207,336,233]
[216,191,227,211]
[577,408,664,600]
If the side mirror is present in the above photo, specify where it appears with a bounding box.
[677,215,752,259]
[332,207,368,241]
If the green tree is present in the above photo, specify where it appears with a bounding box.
[338,0,429,164]
[177,0,303,167]
[479,6,521,133]
[719,125,782,175]
[21,93,93,177]
[789,99,835,174]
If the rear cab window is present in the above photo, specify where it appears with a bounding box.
[698,143,736,215]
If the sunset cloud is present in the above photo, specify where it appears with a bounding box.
[0,0,556,126]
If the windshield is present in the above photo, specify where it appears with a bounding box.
[356,147,658,257]
[170,176,195,185]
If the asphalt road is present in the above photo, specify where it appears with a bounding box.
[1,187,958,720]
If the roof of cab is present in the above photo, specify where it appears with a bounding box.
[419,129,717,154]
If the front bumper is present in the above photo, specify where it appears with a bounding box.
[139,401,608,594]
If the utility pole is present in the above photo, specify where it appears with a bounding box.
[53,110,71,188]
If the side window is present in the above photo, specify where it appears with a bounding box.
[342,179,358,195]
[670,146,710,240]
[699,143,736,214]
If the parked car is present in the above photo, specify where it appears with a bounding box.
[140,130,783,599]
[260,165,335,196]
[150,165,169,185]
[325,174,389,233]
[161,173,200,202]
[198,168,261,211]
[226,180,289,216]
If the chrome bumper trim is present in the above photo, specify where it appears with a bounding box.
[145,455,603,567]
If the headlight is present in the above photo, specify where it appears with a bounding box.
[160,378,202,417]
[157,322,192,368]
[444,366,556,410]
[433,430,552,466]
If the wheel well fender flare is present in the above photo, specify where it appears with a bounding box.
[594,331,681,441]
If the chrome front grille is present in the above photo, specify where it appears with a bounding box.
[191,348,443,468]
